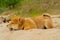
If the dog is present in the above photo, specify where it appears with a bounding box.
[7,13,53,31]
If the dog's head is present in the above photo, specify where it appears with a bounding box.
[7,16,25,31]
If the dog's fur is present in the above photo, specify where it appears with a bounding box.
[23,18,37,30]
[32,13,53,29]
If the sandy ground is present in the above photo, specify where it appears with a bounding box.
[0,28,60,40]
[0,15,60,40]
[9,29,60,40]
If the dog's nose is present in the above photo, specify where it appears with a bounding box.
[10,28,13,31]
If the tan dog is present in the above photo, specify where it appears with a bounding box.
[7,14,53,31]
